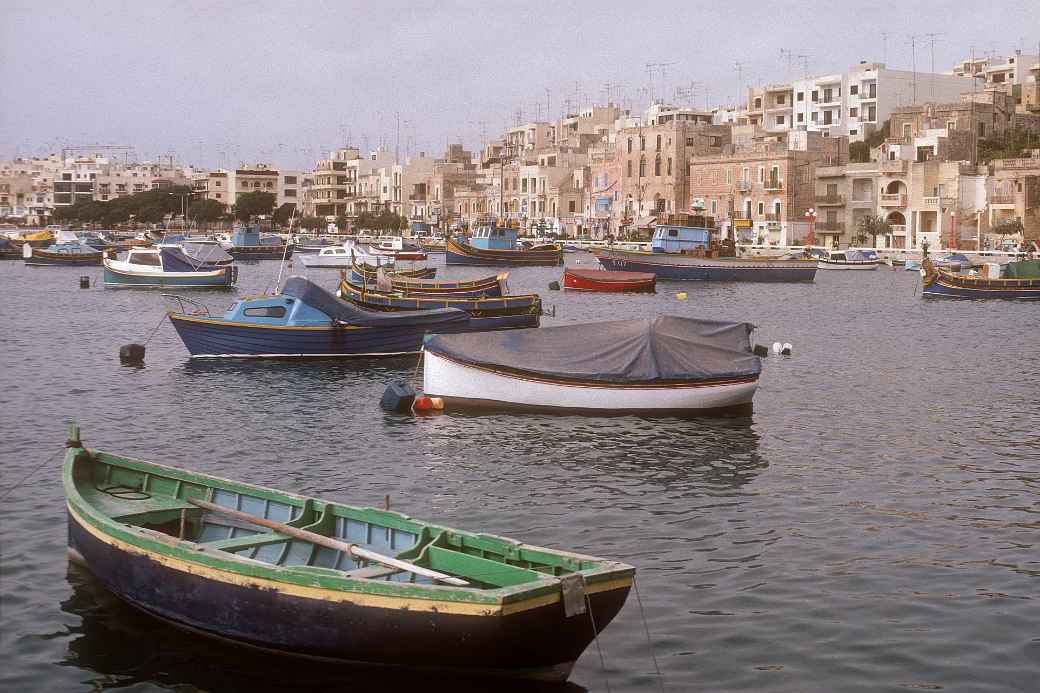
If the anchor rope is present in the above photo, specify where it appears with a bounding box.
[585,592,612,693]
[142,310,169,346]
[633,577,665,691]
[0,447,64,501]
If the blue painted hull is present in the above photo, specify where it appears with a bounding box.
[169,313,535,358]
[594,250,817,282]
[922,278,1040,300]
[104,266,236,289]
[446,238,562,267]
[25,253,104,266]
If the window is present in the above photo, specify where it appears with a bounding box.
[797,91,804,101]
[823,88,832,102]
[656,134,662,151]
[568,201,575,212]
[757,201,765,216]
[757,166,765,183]
[285,189,296,197]
[774,201,781,217]
[797,113,804,123]
[754,97,762,108]
[627,138,632,153]
[811,112,818,122]
[627,160,633,177]
[521,179,528,192]
[725,168,732,184]
[639,158,646,177]
[902,123,912,138]
[777,94,785,105]
[640,136,646,151]
[867,105,876,121]
[710,200,717,214]
[947,120,956,131]
[823,111,833,125]
[654,157,661,176]
[850,129,858,136]
[244,306,287,318]
[668,228,678,237]
[284,176,297,184]
[849,107,858,118]
[667,158,672,175]
[215,180,221,187]
[742,166,750,183]
[777,115,785,125]
[812,90,819,102]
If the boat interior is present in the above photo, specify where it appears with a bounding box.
[74,452,592,589]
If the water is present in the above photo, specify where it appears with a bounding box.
[1,255,1037,692]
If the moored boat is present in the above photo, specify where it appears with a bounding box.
[593,214,816,282]
[446,226,563,266]
[222,223,293,260]
[350,258,437,284]
[338,278,541,327]
[350,258,499,297]
[103,247,237,289]
[298,246,357,268]
[168,276,526,358]
[63,425,634,681]
[366,237,427,261]
[817,249,881,270]
[921,257,1040,299]
[563,268,656,292]
[23,230,106,266]
[0,236,20,259]
[423,316,762,414]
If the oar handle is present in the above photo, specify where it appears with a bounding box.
[186,497,468,586]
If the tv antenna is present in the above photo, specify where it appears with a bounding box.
[923,32,944,99]
[645,62,677,104]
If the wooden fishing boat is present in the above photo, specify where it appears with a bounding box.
[423,316,762,414]
[563,268,656,292]
[168,276,528,358]
[593,214,816,282]
[418,237,446,252]
[446,227,562,267]
[350,258,501,297]
[816,249,881,270]
[23,230,106,266]
[0,236,20,259]
[103,247,237,289]
[349,258,437,282]
[222,224,293,260]
[63,424,634,681]
[338,279,541,328]
[921,258,1040,299]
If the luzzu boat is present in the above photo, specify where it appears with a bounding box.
[423,316,762,414]
[168,276,519,358]
[63,425,634,681]
[103,247,238,289]
[446,225,563,267]
[338,278,541,329]
[0,236,20,259]
[593,214,817,282]
[349,258,437,284]
[350,258,500,297]
[921,257,1040,299]
[23,230,106,266]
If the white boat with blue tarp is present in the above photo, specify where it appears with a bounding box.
[592,214,817,282]
[103,246,237,289]
[423,316,762,414]
[817,249,881,270]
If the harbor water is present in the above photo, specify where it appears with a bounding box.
[1,255,1037,692]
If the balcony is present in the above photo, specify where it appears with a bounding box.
[409,193,427,201]
[880,193,906,207]
[764,180,784,192]
[736,180,751,192]
[989,193,1014,205]
[849,196,874,207]
[815,193,845,206]
[815,220,845,232]
[880,159,907,174]
[921,196,940,207]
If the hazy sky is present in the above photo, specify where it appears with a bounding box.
[1,1,1036,170]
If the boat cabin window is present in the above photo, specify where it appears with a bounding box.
[243,306,287,318]
[132,252,161,266]
[668,229,678,237]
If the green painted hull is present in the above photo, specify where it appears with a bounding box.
[64,439,633,680]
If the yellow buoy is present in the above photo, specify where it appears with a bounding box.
[676,292,688,301]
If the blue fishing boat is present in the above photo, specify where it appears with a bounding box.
[222,223,293,260]
[23,230,106,266]
[0,236,20,259]
[446,225,562,266]
[103,247,237,289]
[167,277,522,358]
[921,258,1040,299]
[593,214,817,282]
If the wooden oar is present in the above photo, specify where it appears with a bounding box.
[187,497,468,587]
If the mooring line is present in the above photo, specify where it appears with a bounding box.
[0,447,64,501]
[142,310,169,346]
[585,592,612,693]
[633,577,665,691]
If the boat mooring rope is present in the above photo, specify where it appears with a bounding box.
[142,311,169,345]
[633,577,666,691]
[585,593,613,692]
[0,447,64,501]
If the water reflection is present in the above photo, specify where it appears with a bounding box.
[62,565,587,693]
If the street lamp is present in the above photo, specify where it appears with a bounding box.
[804,208,817,248]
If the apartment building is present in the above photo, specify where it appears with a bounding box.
[743,84,795,134]
[988,154,1040,244]
[952,50,1039,110]
[889,91,1017,142]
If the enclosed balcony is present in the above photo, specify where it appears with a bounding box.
[880,193,906,207]
[815,193,845,206]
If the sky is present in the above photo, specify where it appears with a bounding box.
[1,0,1037,170]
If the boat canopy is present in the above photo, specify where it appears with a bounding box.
[844,250,874,262]
[160,244,233,271]
[281,276,468,327]
[425,316,761,384]
[1004,259,1040,278]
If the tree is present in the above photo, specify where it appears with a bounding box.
[233,191,276,221]
[992,218,1024,242]
[188,199,226,223]
[272,202,297,226]
[299,216,324,231]
[856,215,890,248]
[334,214,348,232]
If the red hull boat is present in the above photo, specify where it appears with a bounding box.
[563,268,656,293]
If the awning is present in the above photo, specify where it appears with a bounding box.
[634,216,657,228]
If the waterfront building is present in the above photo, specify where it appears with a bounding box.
[987,153,1040,245]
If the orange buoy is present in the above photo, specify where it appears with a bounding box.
[413,395,434,412]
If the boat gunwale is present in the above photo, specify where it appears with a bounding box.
[64,447,633,610]
[592,248,817,267]
[339,279,540,311]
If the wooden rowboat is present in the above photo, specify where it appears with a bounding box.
[338,278,542,323]
[563,268,656,292]
[350,259,505,297]
[64,424,633,681]
[350,259,437,283]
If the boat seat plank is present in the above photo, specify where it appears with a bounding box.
[79,486,197,521]
[204,532,290,551]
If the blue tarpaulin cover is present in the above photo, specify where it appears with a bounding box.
[281,276,469,328]
[425,316,761,383]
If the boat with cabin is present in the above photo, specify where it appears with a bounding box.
[63,424,633,681]
[592,213,817,282]
[167,276,526,358]
[103,247,237,289]
[298,245,357,268]
[921,257,1040,299]
[423,316,762,414]
[817,249,881,270]
[366,237,427,262]
[23,230,106,266]
[446,225,563,266]
[221,222,293,260]
[563,268,656,292]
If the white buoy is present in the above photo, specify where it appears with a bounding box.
[772,342,782,355]
[781,342,792,356]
